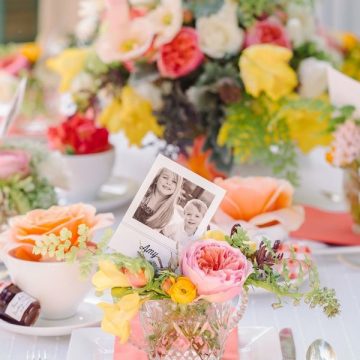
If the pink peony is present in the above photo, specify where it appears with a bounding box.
[157,27,204,79]
[245,19,291,49]
[181,240,253,303]
[0,149,30,180]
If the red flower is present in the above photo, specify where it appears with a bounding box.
[157,27,204,79]
[47,114,110,155]
[245,20,291,49]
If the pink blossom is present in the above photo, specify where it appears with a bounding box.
[0,149,30,180]
[245,19,291,49]
[157,27,204,79]
[181,240,253,303]
[0,54,30,76]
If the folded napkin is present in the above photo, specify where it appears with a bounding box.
[113,316,239,359]
[291,206,360,246]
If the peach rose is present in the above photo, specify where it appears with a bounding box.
[214,177,304,239]
[9,203,114,247]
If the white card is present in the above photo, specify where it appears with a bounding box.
[0,77,27,138]
[109,154,226,265]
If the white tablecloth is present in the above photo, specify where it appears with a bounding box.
[0,144,359,359]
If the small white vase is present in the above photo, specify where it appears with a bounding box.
[3,248,93,320]
[59,147,115,202]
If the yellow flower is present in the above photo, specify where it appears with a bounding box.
[20,43,41,63]
[341,32,358,51]
[281,102,332,153]
[92,260,131,292]
[239,44,297,101]
[46,48,90,92]
[202,229,226,241]
[168,277,197,304]
[99,86,163,146]
[98,293,141,344]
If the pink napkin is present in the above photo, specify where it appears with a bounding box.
[291,206,360,246]
[113,316,239,359]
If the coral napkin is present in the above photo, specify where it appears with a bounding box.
[113,316,239,360]
[291,206,360,246]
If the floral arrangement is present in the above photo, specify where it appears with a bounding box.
[89,225,339,350]
[0,142,66,226]
[47,113,111,155]
[45,0,358,183]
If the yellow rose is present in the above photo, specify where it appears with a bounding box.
[202,230,226,241]
[92,260,131,292]
[99,86,163,146]
[239,44,297,100]
[168,277,197,304]
[20,43,42,63]
[98,293,141,344]
[47,48,90,92]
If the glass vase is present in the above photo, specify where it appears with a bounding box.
[343,165,360,234]
[130,294,248,360]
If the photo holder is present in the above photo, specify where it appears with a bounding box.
[109,154,226,265]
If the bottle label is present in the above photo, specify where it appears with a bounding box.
[0,282,10,294]
[5,292,36,322]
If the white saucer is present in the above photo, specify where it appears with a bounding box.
[66,326,282,360]
[0,302,102,336]
[58,176,138,212]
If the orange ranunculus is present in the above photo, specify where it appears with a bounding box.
[9,203,114,247]
[214,177,304,234]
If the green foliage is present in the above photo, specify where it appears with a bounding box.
[327,105,356,132]
[185,0,225,17]
[291,42,332,70]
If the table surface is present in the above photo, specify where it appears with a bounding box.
[0,142,359,360]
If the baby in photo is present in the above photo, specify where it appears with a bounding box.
[163,199,208,249]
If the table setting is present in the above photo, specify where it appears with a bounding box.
[1,0,360,359]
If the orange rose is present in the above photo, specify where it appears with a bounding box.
[214,177,304,236]
[9,203,114,246]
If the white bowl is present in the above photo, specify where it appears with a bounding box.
[59,147,115,202]
[4,248,93,320]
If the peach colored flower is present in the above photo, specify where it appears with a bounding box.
[213,177,304,238]
[181,240,252,303]
[157,27,204,79]
[9,203,114,248]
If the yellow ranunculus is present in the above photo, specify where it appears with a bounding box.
[168,277,197,304]
[92,260,131,292]
[98,293,141,344]
[20,43,42,63]
[202,230,226,241]
[99,86,163,146]
[239,44,297,101]
[341,32,358,51]
[46,48,89,92]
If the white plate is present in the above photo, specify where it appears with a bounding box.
[58,176,138,212]
[67,326,283,360]
[0,302,102,336]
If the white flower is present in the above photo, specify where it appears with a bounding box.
[148,0,183,48]
[59,93,77,116]
[76,0,104,42]
[286,4,316,47]
[196,0,244,59]
[132,81,163,111]
[298,57,329,98]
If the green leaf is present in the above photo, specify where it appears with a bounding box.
[186,0,224,17]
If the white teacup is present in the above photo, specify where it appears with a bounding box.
[59,146,115,202]
[4,248,93,320]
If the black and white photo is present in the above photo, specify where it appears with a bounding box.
[109,155,225,264]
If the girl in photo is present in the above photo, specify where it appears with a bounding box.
[133,168,183,230]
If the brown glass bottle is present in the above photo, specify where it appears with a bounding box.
[0,281,40,326]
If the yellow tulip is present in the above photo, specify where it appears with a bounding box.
[92,260,131,292]
[20,43,42,63]
[98,293,141,344]
[168,277,197,304]
[99,86,163,146]
[239,44,297,101]
[46,48,90,92]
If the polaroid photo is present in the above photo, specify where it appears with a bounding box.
[109,154,226,265]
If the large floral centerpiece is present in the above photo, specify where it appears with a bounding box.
[46,0,357,183]
[91,226,339,359]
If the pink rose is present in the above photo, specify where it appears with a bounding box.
[245,20,291,49]
[0,150,30,180]
[157,27,204,79]
[181,240,253,302]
